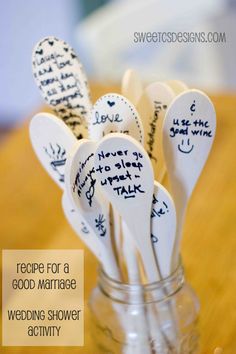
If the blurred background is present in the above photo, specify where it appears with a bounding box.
[0,0,235,133]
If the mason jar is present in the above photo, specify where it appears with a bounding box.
[88,264,200,354]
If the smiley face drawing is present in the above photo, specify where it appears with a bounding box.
[178,138,194,154]
[163,89,216,201]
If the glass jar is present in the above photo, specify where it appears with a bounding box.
[88,264,200,354]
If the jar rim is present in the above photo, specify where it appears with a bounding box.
[98,261,185,304]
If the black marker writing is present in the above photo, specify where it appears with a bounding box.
[151,234,158,243]
[44,143,66,182]
[169,116,212,154]
[73,153,96,207]
[81,222,89,234]
[113,184,145,198]
[33,38,90,139]
[102,129,129,136]
[96,148,146,200]
[147,101,167,163]
[100,170,132,186]
[93,111,122,125]
[151,195,169,218]
[95,214,107,237]
[178,138,194,154]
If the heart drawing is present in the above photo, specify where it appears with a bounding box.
[107,101,115,107]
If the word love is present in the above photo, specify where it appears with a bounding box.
[92,111,122,125]
[90,94,143,143]
[92,111,129,135]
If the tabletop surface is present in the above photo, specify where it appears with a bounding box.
[0,85,235,354]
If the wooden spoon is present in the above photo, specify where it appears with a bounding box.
[32,36,91,139]
[29,112,76,189]
[121,69,143,106]
[89,92,145,278]
[137,82,175,182]
[165,80,188,95]
[62,192,114,272]
[151,181,176,278]
[65,139,119,279]
[162,89,216,268]
[94,133,159,282]
[89,93,143,144]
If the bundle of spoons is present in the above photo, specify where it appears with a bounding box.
[30,37,216,354]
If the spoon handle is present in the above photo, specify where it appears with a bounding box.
[123,219,160,283]
[121,221,153,354]
[171,200,187,271]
